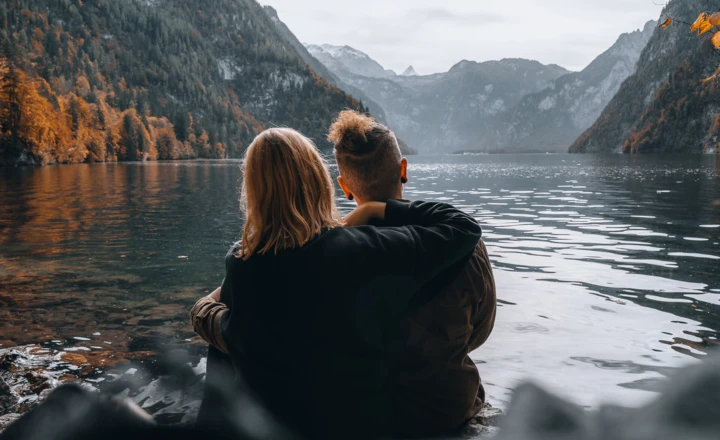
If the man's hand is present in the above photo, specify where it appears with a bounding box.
[342,202,387,227]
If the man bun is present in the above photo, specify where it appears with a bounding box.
[327,110,377,155]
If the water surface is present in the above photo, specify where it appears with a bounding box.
[1,154,718,408]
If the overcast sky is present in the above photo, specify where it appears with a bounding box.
[263,0,664,74]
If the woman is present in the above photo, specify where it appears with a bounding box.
[191,127,481,439]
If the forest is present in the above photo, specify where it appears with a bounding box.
[0,0,367,166]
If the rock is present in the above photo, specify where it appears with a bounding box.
[474,402,503,427]
[0,413,21,431]
[61,353,88,366]
[0,345,100,415]
[0,376,19,415]
[24,371,53,395]
[38,388,54,402]
[494,351,720,440]
[457,402,503,438]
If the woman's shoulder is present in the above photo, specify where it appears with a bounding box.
[224,243,244,268]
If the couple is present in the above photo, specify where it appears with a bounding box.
[190,111,496,439]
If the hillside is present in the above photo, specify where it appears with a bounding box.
[262,6,391,126]
[0,0,367,166]
[477,21,655,151]
[570,0,720,153]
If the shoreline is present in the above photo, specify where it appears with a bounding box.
[0,344,500,438]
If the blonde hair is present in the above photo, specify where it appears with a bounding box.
[238,128,341,260]
[328,110,402,202]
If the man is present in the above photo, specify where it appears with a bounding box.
[328,110,497,437]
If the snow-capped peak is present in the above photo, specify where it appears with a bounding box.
[401,66,418,76]
[320,44,370,60]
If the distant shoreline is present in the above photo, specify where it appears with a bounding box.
[452,147,569,155]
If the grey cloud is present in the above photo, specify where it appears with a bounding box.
[266,0,662,74]
[406,8,506,25]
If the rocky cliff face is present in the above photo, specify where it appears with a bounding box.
[479,21,656,151]
[570,0,720,153]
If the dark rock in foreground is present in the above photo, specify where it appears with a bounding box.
[495,350,720,440]
[0,344,500,438]
[5,342,719,440]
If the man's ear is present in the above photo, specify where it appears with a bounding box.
[337,176,353,200]
[400,158,409,184]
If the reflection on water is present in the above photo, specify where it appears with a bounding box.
[1,154,719,409]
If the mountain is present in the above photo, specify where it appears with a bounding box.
[262,8,387,126]
[0,0,367,165]
[263,7,417,154]
[571,0,720,153]
[306,44,397,79]
[314,54,570,152]
[307,44,571,152]
[477,20,656,152]
[401,66,418,77]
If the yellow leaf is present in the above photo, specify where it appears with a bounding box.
[659,18,672,29]
[698,21,714,36]
[713,32,720,49]
[691,13,708,33]
[690,12,709,32]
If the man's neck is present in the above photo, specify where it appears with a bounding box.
[356,192,404,206]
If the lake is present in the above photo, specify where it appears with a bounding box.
[1,154,719,411]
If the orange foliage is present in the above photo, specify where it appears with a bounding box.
[691,13,711,35]
[0,57,203,165]
[712,32,720,50]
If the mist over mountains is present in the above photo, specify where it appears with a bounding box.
[478,21,656,152]
[303,20,656,153]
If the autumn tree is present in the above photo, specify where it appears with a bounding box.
[0,60,70,164]
[196,129,210,158]
[147,115,191,160]
[118,108,156,161]
[0,59,22,161]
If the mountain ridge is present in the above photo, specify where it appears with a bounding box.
[306,43,571,152]
[474,20,656,151]
[262,6,415,154]
[570,0,720,153]
[0,0,368,165]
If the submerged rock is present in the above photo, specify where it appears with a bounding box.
[0,345,92,415]
[0,376,19,415]
[458,403,503,438]
[0,344,165,419]
[0,413,21,431]
[0,344,208,432]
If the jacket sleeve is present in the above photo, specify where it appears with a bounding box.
[348,200,482,288]
[190,295,229,354]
